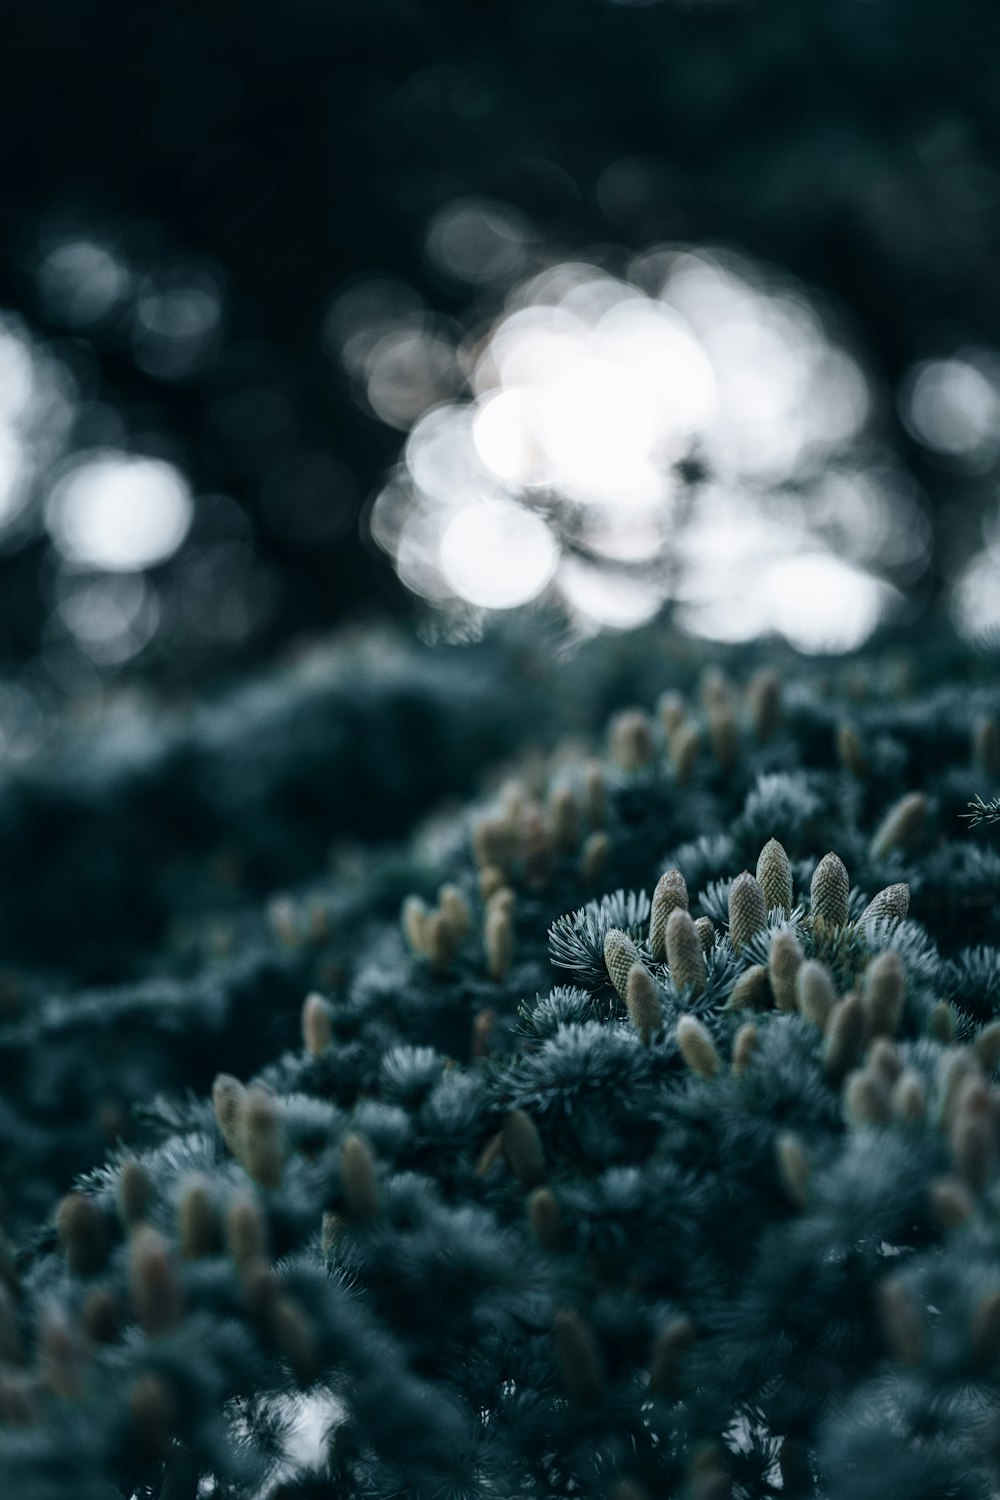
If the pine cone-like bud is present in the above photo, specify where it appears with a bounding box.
[665,910,707,997]
[747,667,781,741]
[128,1372,178,1461]
[775,1132,810,1208]
[178,1178,219,1259]
[426,909,460,975]
[973,716,1000,778]
[604,928,644,1000]
[823,992,866,1080]
[528,1187,565,1251]
[649,1315,696,1396]
[657,690,686,735]
[843,1070,891,1127]
[81,1287,121,1345]
[927,1001,955,1044]
[869,1037,902,1084]
[975,1020,1000,1076]
[225,1198,267,1271]
[796,960,836,1032]
[727,965,770,1012]
[129,1228,182,1337]
[756,839,792,915]
[929,1177,974,1229]
[708,703,738,770]
[695,916,716,953]
[836,722,867,776]
[582,760,606,828]
[950,1083,996,1190]
[891,1070,927,1124]
[438,883,472,938]
[731,1023,758,1076]
[728,872,767,953]
[971,1289,1000,1371]
[503,1110,546,1188]
[239,1088,284,1190]
[626,963,663,1042]
[472,815,514,875]
[270,1296,320,1385]
[609,709,656,772]
[878,1279,924,1366]
[485,905,514,982]
[676,1016,721,1079]
[700,667,733,711]
[580,830,610,883]
[810,852,850,927]
[302,992,332,1057]
[401,894,430,954]
[649,869,689,960]
[859,883,910,926]
[117,1159,153,1230]
[341,1133,381,1222]
[769,929,803,1012]
[670,722,701,785]
[553,1310,603,1404]
[871,790,927,858]
[521,802,552,888]
[862,951,906,1037]
[548,786,579,853]
[212,1073,246,1154]
[55,1193,108,1275]
[0,1285,21,1365]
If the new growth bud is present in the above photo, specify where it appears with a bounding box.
[625,963,663,1042]
[676,1016,721,1079]
[756,839,792,915]
[768,929,803,1013]
[871,791,927,858]
[810,853,850,928]
[728,872,767,953]
[502,1110,546,1188]
[649,869,689,961]
[604,928,644,1000]
[666,910,707,997]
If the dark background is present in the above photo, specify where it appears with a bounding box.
[2,0,999,685]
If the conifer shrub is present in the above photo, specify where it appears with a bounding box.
[3,631,1000,1498]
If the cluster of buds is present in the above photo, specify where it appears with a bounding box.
[211,1075,285,1189]
[401,882,473,975]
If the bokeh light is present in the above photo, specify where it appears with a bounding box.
[350,239,914,648]
[900,353,1000,464]
[45,452,193,572]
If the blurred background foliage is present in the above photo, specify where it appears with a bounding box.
[1,0,1000,712]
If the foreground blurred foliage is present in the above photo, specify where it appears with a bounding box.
[2,617,1000,1497]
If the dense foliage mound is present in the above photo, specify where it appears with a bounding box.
[3,628,1000,1499]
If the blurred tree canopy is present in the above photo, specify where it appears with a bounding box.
[1,0,1000,679]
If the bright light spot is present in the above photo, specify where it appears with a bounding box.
[901,355,1000,459]
[425,198,532,287]
[439,499,557,608]
[46,453,193,571]
[365,327,458,429]
[0,328,35,422]
[406,404,489,504]
[38,239,131,327]
[132,263,223,380]
[0,427,28,525]
[558,557,666,628]
[757,553,889,652]
[56,575,159,664]
[472,389,548,489]
[952,546,1000,645]
[360,244,886,632]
